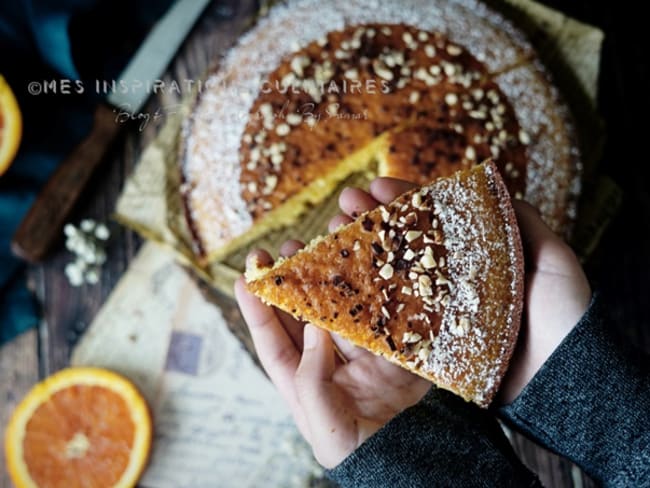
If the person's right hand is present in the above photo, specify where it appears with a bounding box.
[498,201,592,404]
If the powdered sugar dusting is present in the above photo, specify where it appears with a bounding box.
[421,163,523,404]
[493,60,582,233]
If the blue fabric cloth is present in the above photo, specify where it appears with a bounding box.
[0,0,172,344]
[0,0,91,345]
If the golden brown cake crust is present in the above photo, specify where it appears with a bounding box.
[246,162,524,407]
[181,0,581,263]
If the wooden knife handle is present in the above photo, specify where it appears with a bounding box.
[12,103,122,262]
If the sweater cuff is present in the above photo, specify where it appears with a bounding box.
[499,293,650,486]
[327,388,540,487]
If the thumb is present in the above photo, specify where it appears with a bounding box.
[512,200,576,274]
[295,325,356,467]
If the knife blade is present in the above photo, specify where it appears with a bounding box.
[12,0,211,262]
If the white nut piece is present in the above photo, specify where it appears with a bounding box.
[94,224,110,240]
[378,263,394,280]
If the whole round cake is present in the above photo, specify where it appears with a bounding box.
[181,0,581,263]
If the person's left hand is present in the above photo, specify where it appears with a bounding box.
[234,178,430,469]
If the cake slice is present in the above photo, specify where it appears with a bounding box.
[246,161,524,407]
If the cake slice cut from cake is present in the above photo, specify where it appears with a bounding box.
[245,161,524,407]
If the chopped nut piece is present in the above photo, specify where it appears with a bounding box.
[444,93,458,106]
[290,55,311,77]
[403,249,416,261]
[435,270,451,287]
[344,68,359,80]
[263,174,278,194]
[420,253,436,269]
[405,230,422,242]
[381,306,390,319]
[378,263,394,280]
[380,207,391,223]
[518,129,531,145]
[446,44,462,56]
[286,113,302,126]
[418,275,433,296]
[373,59,394,81]
[402,331,422,344]
[275,123,291,137]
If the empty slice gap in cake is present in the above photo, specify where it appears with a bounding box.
[246,161,524,407]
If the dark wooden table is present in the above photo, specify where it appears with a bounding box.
[2,1,648,487]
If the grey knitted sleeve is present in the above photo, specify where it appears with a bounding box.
[326,387,541,487]
[500,294,650,487]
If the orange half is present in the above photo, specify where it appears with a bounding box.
[0,74,22,176]
[5,367,152,488]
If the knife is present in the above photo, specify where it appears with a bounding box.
[11,0,212,262]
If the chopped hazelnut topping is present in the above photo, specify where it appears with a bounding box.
[286,113,302,126]
[418,275,433,296]
[373,59,394,81]
[381,306,390,319]
[263,174,278,194]
[420,253,436,269]
[290,55,311,77]
[444,93,458,106]
[405,230,422,242]
[403,249,416,261]
[378,263,394,280]
[424,44,436,58]
[380,207,391,223]
[402,331,422,344]
[276,123,291,136]
[401,286,412,295]
[518,129,531,145]
[435,270,451,287]
[344,68,359,80]
[446,44,462,56]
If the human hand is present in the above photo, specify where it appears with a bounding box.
[234,178,431,469]
[498,201,591,404]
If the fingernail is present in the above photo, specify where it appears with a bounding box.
[303,324,318,349]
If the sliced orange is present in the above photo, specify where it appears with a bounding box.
[0,74,22,176]
[5,367,152,488]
